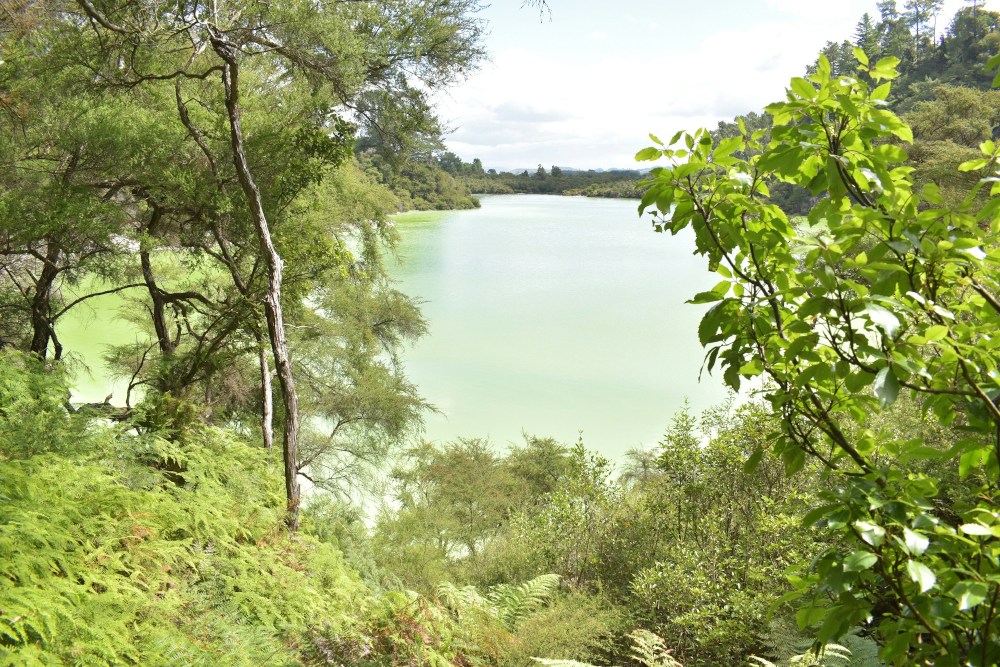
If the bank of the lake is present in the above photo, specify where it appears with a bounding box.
[390,194,728,459]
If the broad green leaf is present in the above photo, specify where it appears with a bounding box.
[874,367,900,408]
[855,520,885,547]
[951,581,989,610]
[902,528,929,556]
[959,158,988,172]
[906,560,936,592]
[743,446,764,473]
[924,325,949,341]
[960,523,993,537]
[635,147,661,161]
[796,605,826,629]
[790,77,816,100]
[864,304,900,338]
[844,550,877,572]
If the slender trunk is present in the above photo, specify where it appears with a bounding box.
[29,241,61,359]
[211,31,300,530]
[259,339,274,452]
[139,208,176,358]
[141,249,173,353]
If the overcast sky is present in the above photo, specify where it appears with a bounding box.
[434,0,975,170]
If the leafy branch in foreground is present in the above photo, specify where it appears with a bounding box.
[638,48,999,666]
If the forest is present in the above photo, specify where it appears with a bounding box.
[1,1,999,666]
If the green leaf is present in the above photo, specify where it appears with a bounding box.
[924,325,948,341]
[635,147,662,162]
[906,560,936,593]
[688,290,724,304]
[874,367,900,408]
[903,528,929,556]
[951,581,989,610]
[959,158,988,172]
[739,357,764,377]
[960,523,993,537]
[790,77,816,100]
[855,520,885,547]
[796,605,826,629]
[844,550,877,572]
[864,304,900,338]
[871,82,891,101]
[743,446,764,474]
[853,47,869,66]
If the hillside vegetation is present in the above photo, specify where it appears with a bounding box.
[1,2,999,666]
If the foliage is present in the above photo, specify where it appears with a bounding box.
[637,49,999,665]
[530,629,682,667]
[373,436,573,590]
[438,573,560,631]
[0,350,370,665]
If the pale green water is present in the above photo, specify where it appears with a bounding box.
[390,194,728,458]
[62,195,728,460]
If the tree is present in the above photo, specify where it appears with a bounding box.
[905,0,945,46]
[6,0,486,530]
[637,50,1000,665]
[905,84,1000,207]
[854,13,881,60]
[374,438,523,589]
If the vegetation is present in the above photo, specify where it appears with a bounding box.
[637,42,999,667]
[2,1,1000,666]
[450,159,646,198]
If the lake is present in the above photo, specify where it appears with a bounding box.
[62,194,728,461]
[389,194,728,459]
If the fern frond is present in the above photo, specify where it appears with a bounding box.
[531,659,602,667]
[436,580,488,616]
[749,641,853,667]
[629,629,682,667]
[487,573,560,630]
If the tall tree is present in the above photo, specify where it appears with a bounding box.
[905,0,945,46]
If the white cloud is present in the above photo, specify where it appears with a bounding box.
[434,1,977,169]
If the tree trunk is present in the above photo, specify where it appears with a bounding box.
[139,208,176,359]
[259,339,274,452]
[29,241,61,359]
[211,30,300,530]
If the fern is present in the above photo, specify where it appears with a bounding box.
[748,642,852,667]
[531,628,682,667]
[487,573,560,630]
[436,580,488,615]
[436,573,560,631]
[755,620,884,667]
[0,353,370,665]
[629,629,683,667]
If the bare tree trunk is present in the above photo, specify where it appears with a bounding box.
[210,30,301,530]
[259,339,274,452]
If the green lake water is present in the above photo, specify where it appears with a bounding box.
[389,194,728,458]
[62,194,728,460]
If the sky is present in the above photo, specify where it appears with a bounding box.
[433,0,975,171]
